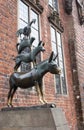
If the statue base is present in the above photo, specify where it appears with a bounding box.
[0,105,70,130]
[1,103,56,111]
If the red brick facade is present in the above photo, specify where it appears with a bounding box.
[0,0,84,129]
[0,0,17,107]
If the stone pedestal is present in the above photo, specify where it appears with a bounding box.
[0,106,70,130]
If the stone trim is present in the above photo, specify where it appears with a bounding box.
[48,11,64,32]
[64,0,73,15]
[26,0,43,13]
[76,0,84,25]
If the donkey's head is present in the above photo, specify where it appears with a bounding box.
[48,52,61,74]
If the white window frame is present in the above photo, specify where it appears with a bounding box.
[50,26,67,95]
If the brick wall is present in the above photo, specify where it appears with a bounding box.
[54,1,78,129]
[72,0,84,128]
[0,0,17,107]
[0,0,84,129]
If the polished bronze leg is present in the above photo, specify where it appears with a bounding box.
[35,81,47,104]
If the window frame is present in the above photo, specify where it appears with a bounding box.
[50,25,67,95]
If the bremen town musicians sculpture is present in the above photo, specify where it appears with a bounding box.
[7,19,61,107]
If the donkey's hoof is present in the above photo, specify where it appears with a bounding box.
[7,104,13,108]
[40,99,47,105]
[44,100,48,104]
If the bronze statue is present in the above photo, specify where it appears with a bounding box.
[14,41,45,71]
[16,37,35,54]
[16,19,36,37]
[7,52,61,107]
[7,18,61,108]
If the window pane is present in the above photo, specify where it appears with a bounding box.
[19,19,27,28]
[18,0,28,38]
[51,27,67,95]
[30,10,39,47]
[51,27,62,94]
[59,61,63,69]
[52,42,57,54]
[49,0,53,6]
[51,27,57,54]
[51,27,56,42]
[30,10,39,30]
[55,75,61,94]
[57,32,62,46]
[57,32,67,94]
[31,28,39,47]
[61,77,67,94]
[54,0,58,11]
[19,0,28,24]
[58,46,62,58]
[49,0,58,11]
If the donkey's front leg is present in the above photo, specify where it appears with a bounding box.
[7,87,14,107]
[39,84,47,104]
[35,81,47,104]
[35,81,45,104]
[35,81,43,104]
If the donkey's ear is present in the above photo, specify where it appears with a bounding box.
[38,41,42,46]
[42,42,45,46]
[48,51,54,62]
[53,53,58,61]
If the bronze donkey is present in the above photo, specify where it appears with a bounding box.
[7,52,61,107]
[14,41,45,71]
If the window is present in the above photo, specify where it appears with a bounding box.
[30,10,39,47]
[51,26,67,95]
[18,0,28,30]
[49,0,58,11]
[18,0,40,71]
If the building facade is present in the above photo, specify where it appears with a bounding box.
[0,0,84,129]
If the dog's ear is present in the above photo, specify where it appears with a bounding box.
[48,51,54,63]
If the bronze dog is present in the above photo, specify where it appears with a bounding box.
[14,41,45,71]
